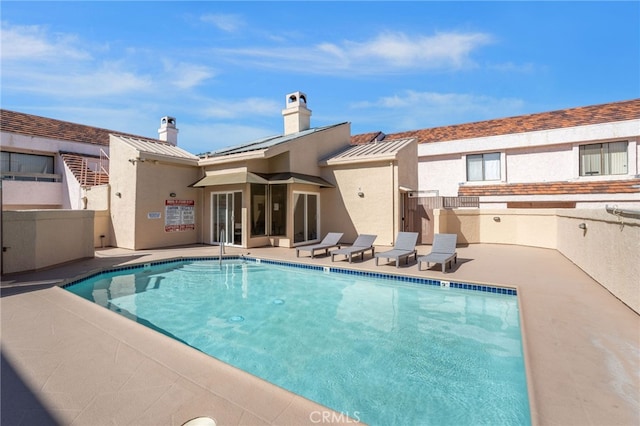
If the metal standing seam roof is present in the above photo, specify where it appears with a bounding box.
[321,137,415,165]
[114,135,199,162]
[199,123,348,158]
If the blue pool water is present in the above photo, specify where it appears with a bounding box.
[66,259,531,425]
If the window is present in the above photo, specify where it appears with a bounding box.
[579,141,628,176]
[270,185,287,236]
[250,184,288,237]
[250,184,267,236]
[466,153,500,181]
[1,151,54,180]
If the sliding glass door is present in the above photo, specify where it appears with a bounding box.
[293,192,319,244]
[211,191,242,246]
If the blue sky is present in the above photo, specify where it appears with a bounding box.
[2,1,639,155]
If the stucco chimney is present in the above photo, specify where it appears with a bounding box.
[158,116,178,145]
[281,91,311,135]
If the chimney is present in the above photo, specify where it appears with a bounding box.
[158,116,178,145]
[281,91,311,135]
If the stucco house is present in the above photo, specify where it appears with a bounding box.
[355,99,640,209]
[2,95,638,254]
[1,91,417,250]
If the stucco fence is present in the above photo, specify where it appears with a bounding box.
[435,208,639,314]
[2,208,638,314]
[1,209,111,275]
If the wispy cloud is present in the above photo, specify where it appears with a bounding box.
[1,22,218,99]
[202,97,280,120]
[1,22,90,61]
[211,30,494,75]
[162,60,216,89]
[350,90,525,131]
[200,13,245,32]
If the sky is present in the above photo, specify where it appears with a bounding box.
[2,1,639,155]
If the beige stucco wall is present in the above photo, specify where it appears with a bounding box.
[323,161,397,246]
[109,137,203,250]
[83,184,110,211]
[556,209,640,314]
[94,209,112,248]
[436,208,558,248]
[2,180,63,210]
[435,208,639,313]
[2,210,94,274]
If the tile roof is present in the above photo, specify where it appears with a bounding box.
[360,99,640,144]
[0,109,154,146]
[350,131,384,145]
[458,178,640,197]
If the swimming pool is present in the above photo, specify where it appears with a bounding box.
[65,258,531,425]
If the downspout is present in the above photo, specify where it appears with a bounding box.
[390,161,395,245]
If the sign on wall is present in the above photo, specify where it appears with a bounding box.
[165,199,195,232]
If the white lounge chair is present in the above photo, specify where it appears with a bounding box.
[296,232,343,258]
[417,233,458,273]
[330,234,377,263]
[374,232,419,268]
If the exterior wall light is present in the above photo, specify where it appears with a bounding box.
[115,192,122,198]
[357,187,364,198]
[578,223,587,229]
[493,217,501,222]
[169,192,177,198]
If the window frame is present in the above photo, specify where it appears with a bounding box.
[579,141,628,176]
[466,152,501,182]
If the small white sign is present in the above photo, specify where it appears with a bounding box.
[148,212,161,219]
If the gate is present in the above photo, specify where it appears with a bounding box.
[402,194,479,244]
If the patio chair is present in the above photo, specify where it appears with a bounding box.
[330,234,377,263]
[295,232,343,258]
[417,233,458,273]
[374,232,419,268]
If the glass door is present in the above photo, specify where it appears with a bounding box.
[211,191,242,246]
[293,192,319,244]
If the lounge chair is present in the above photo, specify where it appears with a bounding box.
[330,234,377,263]
[296,232,343,258]
[374,232,419,268]
[417,233,458,273]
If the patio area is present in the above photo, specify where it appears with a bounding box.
[1,243,639,425]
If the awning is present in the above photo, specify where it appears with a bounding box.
[256,172,335,188]
[190,171,334,188]
[190,171,268,187]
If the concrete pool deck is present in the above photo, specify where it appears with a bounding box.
[1,243,638,425]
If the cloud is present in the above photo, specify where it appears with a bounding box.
[350,90,525,131]
[202,97,281,120]
[211,30,494,75]
[200,13,245,32]
[180,122,280,155]
[0,22,90,61]
[162,60,216,89]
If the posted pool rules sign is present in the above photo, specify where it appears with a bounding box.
[165,199,195,232]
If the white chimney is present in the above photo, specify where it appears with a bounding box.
[281,91,311,135]
[158,116,178,145]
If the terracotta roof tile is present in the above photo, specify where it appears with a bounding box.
[350,131,384,145]
[365,99,640,144]
[458,179,640,197]
[0,109,154,146]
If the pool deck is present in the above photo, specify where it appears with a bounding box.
[1,243,638,425]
